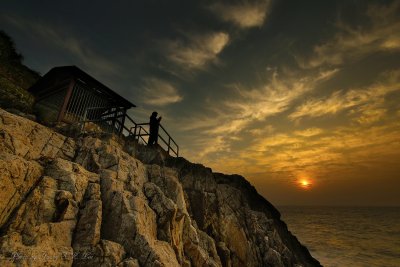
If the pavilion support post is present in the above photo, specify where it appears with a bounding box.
[112,108,118,133]
[119,107,127,136]
[57,78,76,123]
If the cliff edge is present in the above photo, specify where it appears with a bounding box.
[0,108,321,267]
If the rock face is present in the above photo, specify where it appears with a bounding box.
[0,108,321,267]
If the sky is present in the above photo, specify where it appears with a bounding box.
[1,0,400,206]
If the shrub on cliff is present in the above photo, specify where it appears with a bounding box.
[0,30,40,112]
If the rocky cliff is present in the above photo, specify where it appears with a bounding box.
[0,108,321,267]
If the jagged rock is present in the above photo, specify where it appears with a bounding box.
[54,190,77,221]
[0,109,321,267]
[146,165,187,215]
[266,248,284,267]
[46,158,99,204]
[0,108,76,161]
[135,144,170,165]
[117,257,140,267]
[73,239,126,267]
[144,182,177,242]
[0,148,98,267]
[197,230,221,266]
[165,157,320,266]
[216,242,231,267]
[73,187,102,247]
[146,164,223,267]
[0,152,43,228]
[0,176,77,267]
[96,240,125,266]
[76,136,147,197]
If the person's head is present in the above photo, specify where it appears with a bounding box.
[151,111,158,117]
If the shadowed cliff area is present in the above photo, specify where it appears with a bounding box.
[0,108,321,267]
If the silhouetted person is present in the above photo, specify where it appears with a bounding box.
[148,111,162,145]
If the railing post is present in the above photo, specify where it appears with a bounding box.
[134,125,137,139]
[119,107,126,136]
[80,108,88,133]
[168,137,171,154]
[112,108,118,133]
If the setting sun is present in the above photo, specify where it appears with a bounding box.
[298,179,312,190]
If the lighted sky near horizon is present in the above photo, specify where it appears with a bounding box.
[1,0,400,206]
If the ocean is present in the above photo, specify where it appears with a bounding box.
[278,206,400,267]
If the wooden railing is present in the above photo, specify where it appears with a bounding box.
[80,107,179,157]
[130,123,179,157]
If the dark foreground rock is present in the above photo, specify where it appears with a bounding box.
[0,108,321,267]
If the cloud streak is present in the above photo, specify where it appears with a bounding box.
[140,78,183,106]
[164,32,229,70]
[289,70,400,121]
[294,128,323,137]
[209,0,272,29]
[181,68,339,160]
[298,1,400,68]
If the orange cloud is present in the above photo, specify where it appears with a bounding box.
[289,70,400,120]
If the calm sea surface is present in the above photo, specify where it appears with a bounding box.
[278,206,400,267]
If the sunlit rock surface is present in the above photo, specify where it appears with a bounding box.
[0,108,321,267]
